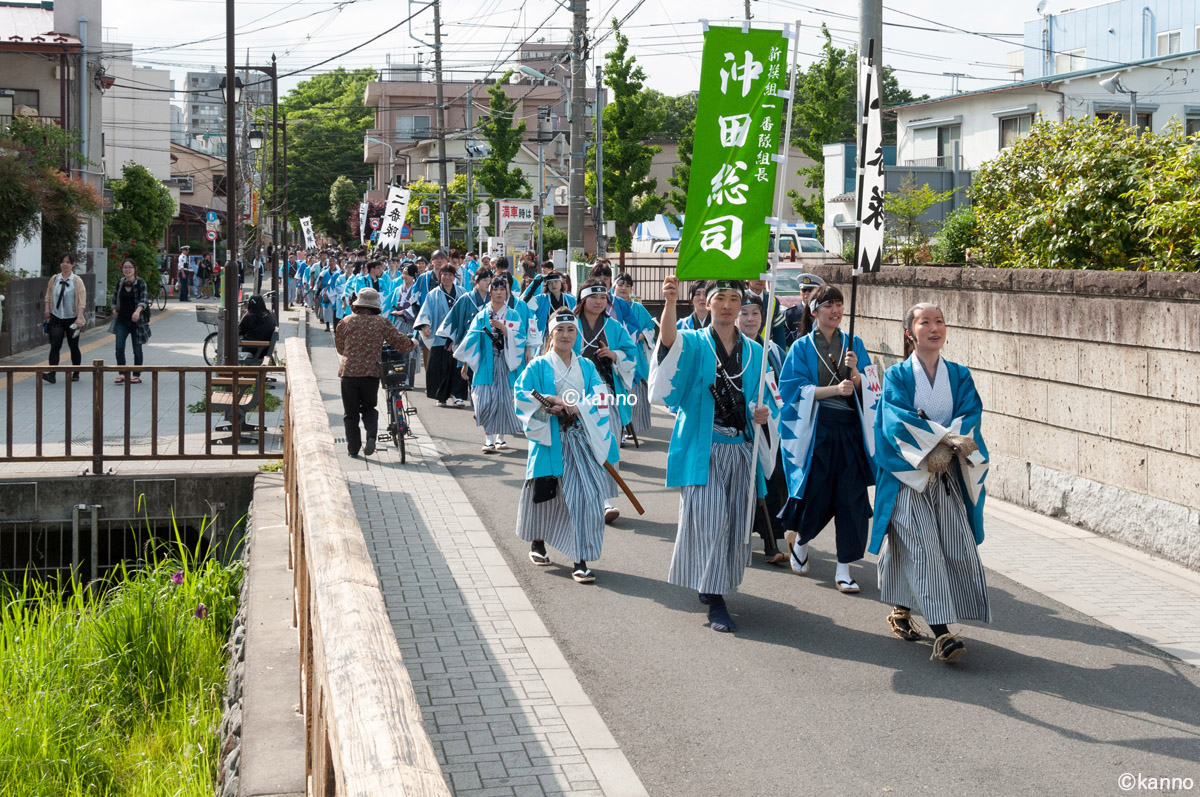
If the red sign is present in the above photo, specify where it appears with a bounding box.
[206,230,218,241]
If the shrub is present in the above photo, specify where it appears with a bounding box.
[885,175,955,266]
[934,205,977,263]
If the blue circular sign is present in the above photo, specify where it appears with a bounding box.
[205,211,218,223]
[400,224,411,239]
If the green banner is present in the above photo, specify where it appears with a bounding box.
[677,25,788,281]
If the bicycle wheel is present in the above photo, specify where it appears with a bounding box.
[203,331,220,365]
[398,433,406,464]
[155,286,167,311]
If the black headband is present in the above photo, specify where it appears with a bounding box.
[706,281,744,301]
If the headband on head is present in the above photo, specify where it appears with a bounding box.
[542,272,562,283]
[579,284,608,300]
[548,312,577,335]
[614,273,633,286]
[706,281,744,302]
[809,297,832,315]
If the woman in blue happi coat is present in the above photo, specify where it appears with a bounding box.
[610,273,657,439]
[525,271,577,352]
[650,278,780,634]
[778,284,881,594]
[514,310,618,584]
[574,280,639,523]
[452,277,526,452]
[437,266,493,382]
[873,303,990,663]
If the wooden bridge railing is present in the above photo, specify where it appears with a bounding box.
[283,338,450,796]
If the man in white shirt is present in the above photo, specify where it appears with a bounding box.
[177,246,191,302]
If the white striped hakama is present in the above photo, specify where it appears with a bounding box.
[472,350,521,435]
[516,424,608,562]
[668,431,755,595]
[630,379,651,434]
[878,462,991,625]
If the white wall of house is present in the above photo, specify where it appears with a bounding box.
[102,43,171,181]
[895,53,1200,173]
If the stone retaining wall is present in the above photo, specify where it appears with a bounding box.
[806,264,1200,570]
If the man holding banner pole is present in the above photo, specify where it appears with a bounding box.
[648,20,796,633]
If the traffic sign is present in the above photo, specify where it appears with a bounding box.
[206,230,218,242]
[553,186,569,206]
[205,221,219,232]
[369,217,381,230]
[476,202,490,216]
[400,224,411,239]
[205,210,218,223]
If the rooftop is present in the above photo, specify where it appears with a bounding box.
[0,1,80,52]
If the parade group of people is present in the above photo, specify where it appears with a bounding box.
[296,244,990,664]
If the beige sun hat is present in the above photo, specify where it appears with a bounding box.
[352,287,382,311]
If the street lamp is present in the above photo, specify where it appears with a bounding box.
[219,75,243,105]
[1100,73,1139,129]
[365,135,394,185]
[248,123,264,150]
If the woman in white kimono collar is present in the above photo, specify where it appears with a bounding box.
[514,310,617,583]
[873,303,991,663]
[452,278,526,452]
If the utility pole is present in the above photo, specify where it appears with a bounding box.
[222,0,238,366]
[594,64,605,258]
[858,0,883,121]
[466,85,474,254]
[537,143,544,259]
[567,0,587,257]
[433,0,449,249]
[744,0,752,20]
[270,53,279,319]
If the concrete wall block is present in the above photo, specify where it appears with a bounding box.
[1077,342,1148,396]
[1017,336,1080,384]
[935,289,992,331]
[993,293,1077,341]
[1072,269,1145,297]
[1190,405,1200,458]
[971,370,993,408]
[1138,302,1193,355]
[992,373,1048,424]
[987,454,1030,506]
[1110,394,1192,453]
[1046,384,1111,437]
[1012,269,1075,294]
[1147,350,1200,406]
[1146,451,1200,508]
[960,268,1012,292]
[967,328,1020,375]
[1021,422,1077,473]
[982,411,1021,457]
[908,267,962,289]
[1077,436,1148,494]
[1146,271,1200,301]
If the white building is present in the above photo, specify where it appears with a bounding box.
[892,50,1200,174]
[101,42,171,181]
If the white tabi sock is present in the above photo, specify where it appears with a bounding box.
[792,540,809,562]
[835,561,851,583]
[484,434,494,446]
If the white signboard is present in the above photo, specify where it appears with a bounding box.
[497,199,535,232]
[377,185,413,251]
[358,201,370,245]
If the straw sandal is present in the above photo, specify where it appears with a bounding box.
[886,608,925,642]
[932,633,966,662]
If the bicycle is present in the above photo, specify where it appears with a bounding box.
[149,280,168,312]
[198,291,276,366]
[377,345,417,464]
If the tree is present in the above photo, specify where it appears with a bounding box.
[787,26,926,223]
[665,116,693,223]
[885,175,955,266]
[643,90,697,140]
[278,68,376,238]
[103,163,176,291]
[591,21,665,253]
[476,70,531,220]
[328,175,362,245]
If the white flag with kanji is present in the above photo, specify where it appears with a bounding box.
[855,57,885,275]
[377,186,412,251]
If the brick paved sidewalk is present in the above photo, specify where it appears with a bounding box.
[308,326,647,797]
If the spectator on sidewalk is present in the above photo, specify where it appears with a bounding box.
[42,252,86,384]
[177,246,191,302]
[873,303,991,664]
[334,287,415,458]
[197,257,211,298]
[110,258,151,383]
[238,294,277,363]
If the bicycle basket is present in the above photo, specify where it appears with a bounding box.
[196,306,221,325]
[378,359,410,389]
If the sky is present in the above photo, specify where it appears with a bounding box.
[95,0,1053,104]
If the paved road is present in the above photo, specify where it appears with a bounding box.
[407,383,1200,796]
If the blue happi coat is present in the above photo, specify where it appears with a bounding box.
[572,315,639,427]
[514,353,618,479]
[870,356,989,555]
[435,287,488,347]
[414,284,464,347]
[610,295,657,385]
[451,304,527,387]
[648,328,781,494]
[527,292,577,349]
[676,312,709,331]
[778,328,880,500]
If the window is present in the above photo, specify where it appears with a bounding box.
[999,114,1033,149]
[1157,30,1181,56]
[1095,109,1151,130]
[1055,48,1086,74]
[396,114,431,140]
[937,124,962,168]
[1187,117,1200,137]
[213,174,227,197]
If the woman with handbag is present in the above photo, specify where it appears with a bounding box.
[513,310,618,584]
[110,258,152,383]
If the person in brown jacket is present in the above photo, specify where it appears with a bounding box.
[43,252,87,383]
[334,287,415,458]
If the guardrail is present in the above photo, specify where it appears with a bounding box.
[282,337,450,796]
[0,360,284,472]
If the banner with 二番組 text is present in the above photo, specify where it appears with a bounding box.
[677,24,788,281]
[377,185,413,251]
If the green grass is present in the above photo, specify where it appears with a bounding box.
[0,520,243,796]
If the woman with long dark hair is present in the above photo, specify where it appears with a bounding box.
[110,258,151,383]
